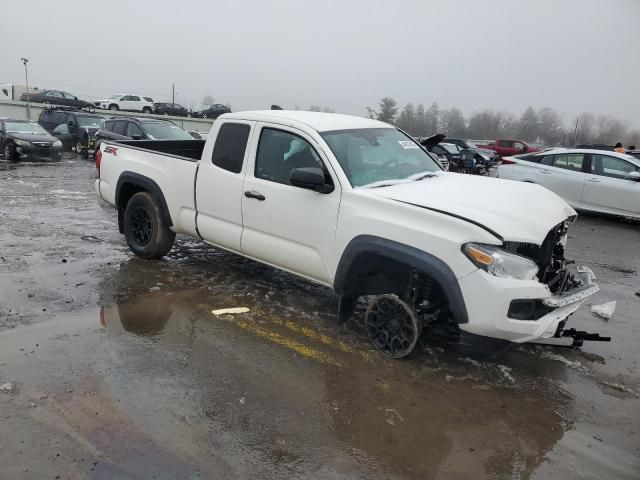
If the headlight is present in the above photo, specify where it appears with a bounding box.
[463,243,539,281]
[53,140,62,147]
[14,139,30,147]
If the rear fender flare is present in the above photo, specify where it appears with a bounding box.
[115,172,173,234]
[334,235,469,324]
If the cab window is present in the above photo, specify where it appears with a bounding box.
[256,128,326,185]
[211,123,250,174]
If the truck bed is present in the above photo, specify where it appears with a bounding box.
[97,140,203,236]
[113,139,206,161]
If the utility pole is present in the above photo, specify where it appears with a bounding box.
[573,118,579,146]
[172,84,175,106]
[20,57,30,119]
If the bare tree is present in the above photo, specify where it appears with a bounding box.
[538,107,564,146]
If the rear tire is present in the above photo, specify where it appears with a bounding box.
[142,107,152,114]
[123,192,175,259]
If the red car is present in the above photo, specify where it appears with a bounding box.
[477,139,539,157]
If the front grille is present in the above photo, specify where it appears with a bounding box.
[503,220,581,294]
[33,142,51,148]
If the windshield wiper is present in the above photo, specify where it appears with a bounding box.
[414,173,436,181]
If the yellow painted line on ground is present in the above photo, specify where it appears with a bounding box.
[234,319,342,367]
[270,316,373,361]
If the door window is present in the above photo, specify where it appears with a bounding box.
[103,120,116,132]
[126,122,144,138]
[540,155,554,166]
[120,96,131,101]
[46,91,63,97]
[553,153,584,171]
[211,123,250,173]
[591,154,638,179]
[256,128,325,185]
[498,140,514,147]
[130,96,141,101]
[113,121,128,136]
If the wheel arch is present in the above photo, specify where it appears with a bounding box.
[115,172,173,234]
[334,235,469,324]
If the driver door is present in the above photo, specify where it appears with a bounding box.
[240,123,341,285]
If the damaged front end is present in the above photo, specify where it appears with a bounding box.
[503,218,610,347]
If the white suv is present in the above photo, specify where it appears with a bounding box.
[95,94,155,113]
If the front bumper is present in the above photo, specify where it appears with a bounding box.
[16,143,63,160]
[457,266,599,343]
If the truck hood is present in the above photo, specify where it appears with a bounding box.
[362,172,576,244]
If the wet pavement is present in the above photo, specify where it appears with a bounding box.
[0,155,639,479]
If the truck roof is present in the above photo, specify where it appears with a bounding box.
[221,110,392,133]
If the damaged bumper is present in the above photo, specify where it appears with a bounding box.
[457,265,604,345]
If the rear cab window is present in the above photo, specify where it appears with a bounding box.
[211,122,251,173]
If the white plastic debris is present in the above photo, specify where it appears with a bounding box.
[211,307,250,316]
[591,301,616,319]
[0,383,16,394]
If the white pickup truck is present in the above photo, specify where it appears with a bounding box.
[95,110,607,358]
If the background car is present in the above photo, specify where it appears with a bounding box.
[420,134,483,174]
[444,137,499,164]
[94,94,155,113]
[498,148,640,218]
[93,117,194,156]
[154,103,190,117]
[0,118,63,161]
[627,150,640,160]
[39,108,106,155]
[20,89,94,109]
[191,103,231,119]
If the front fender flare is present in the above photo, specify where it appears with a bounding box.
[334,235,469,324]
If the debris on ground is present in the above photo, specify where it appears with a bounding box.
[80,235,102,243]
[0,382,16,394]
[591,301,616,319]
[212,307,250,316]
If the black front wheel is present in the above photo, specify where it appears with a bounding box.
[123,192,175,259]
[365,295,420,358]
[3,143,17,162]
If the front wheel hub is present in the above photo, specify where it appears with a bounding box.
[365,294,420,358]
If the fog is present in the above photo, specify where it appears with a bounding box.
[1,0,638,124]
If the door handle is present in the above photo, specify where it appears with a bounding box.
[587,178,600,183]
[539,170,552,174]
[244,190,266,201]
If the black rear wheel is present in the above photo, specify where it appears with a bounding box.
[123,192,175,259]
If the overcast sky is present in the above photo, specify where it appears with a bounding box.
[1,0,638,125]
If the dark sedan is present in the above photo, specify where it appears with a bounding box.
[154,103,190,117]
[20,90,94,109]
[0,119,63,161]
[191,103,231,119]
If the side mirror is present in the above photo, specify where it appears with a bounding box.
[289,167,334,193]
[626,171,640,181]
[131,134,143,140]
